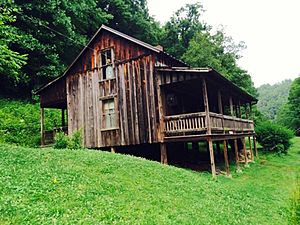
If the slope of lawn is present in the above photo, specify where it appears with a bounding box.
[0,138,299,224]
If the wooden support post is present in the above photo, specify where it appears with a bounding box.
[238,100,242,118]
[253,136,258,159]
[111,147,116,153]
[208,138,216,178]
[202,78,211,134]
[40,107,45,146]
[61,109,65,127]
[160,143,168,165]
[234,139,241,172]
[242,137,248,166]
[248,136,253,161]
[217,90,225,133]
[223,140,230,176]
[229,96,234,117]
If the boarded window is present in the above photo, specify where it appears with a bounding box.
[100,48,115,80]
[103,99,116,128]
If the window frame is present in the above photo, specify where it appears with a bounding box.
[102,98,118,130]
[99,48,115,81]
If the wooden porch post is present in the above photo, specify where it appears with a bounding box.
[234,139,241,172]
[229,96,234,116]
[160,143,168,165]
[223,140,230,176]
[111,147,116,153]
[248,136,254,161]
[253,136,259,159]
[242,137,248,166]
[61,109,65,127]
[208,138,216,177]
[202,78,211,134]
[238,100,242,118]
[218,90,225,133]
[40,107,45,146]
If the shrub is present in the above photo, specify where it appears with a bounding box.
[54,132,68,149]
[54,130,83,150]
[67,130,82,150]
[255,121,294,153]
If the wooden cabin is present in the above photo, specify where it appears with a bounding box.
[36,25,258,176]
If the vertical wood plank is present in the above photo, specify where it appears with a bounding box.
[160,143,168,165]
[248,136,253,161]
[208,137,216,178]
[242,137,248,165]
[234,139,241,172]
[202,78,211,134]
[40,107,45,146]
[254,136,259,159]
[223,140,230,176]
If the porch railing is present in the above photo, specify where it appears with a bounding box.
[164,112,207,134]
[164,112,254,135]
[43,126,68,145]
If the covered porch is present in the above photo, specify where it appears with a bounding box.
[156,67,258,177]
[156,67,257,141]
[36,77,68,145]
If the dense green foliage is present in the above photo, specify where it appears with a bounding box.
[277,77,300,132]
[1,0,160,97]
[0,5,27,87]
[0,138,299,224]
[182,30,256,95]
[255,121,294,153]
[0,98,60,147]
[54,130,83,149]
[257,79,292,120]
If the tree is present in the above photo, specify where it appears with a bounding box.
[160,3,206,59]
[277,77,300,132]
[0,4,27,95]
[182,30,256,96]
[2,0,161,97]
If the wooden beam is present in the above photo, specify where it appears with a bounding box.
[234,139,241,172]
[248,136,253,161]
[40,107,45,146]
[111,147,116,153]
[160,143,168,165]
[208,138,216,177]
[218,91,225,133]
[202,78,211,134]
[242,137,248,165]
[223,140,230,176]
[61,109,65,127]
[238,100,242,118]
[253,136,258,159]
[229,96,234,116]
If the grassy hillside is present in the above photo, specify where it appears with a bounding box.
[0,139,299,224]
[0,98,60,147]
[257,79,292,120]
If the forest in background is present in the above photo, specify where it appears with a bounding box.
[1,0,256,98]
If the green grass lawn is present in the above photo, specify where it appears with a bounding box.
[0,138,299,224]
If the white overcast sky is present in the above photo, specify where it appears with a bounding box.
[147,0,300,87]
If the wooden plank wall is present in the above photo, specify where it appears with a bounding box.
[116,55,158,146]
[67,38,160,147]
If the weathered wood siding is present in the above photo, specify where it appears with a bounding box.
[40,77,66,108]
[67,30,162,147]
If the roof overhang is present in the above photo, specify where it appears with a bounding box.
[156,67,258,103]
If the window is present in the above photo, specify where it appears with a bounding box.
[100,48,114,80]
[103,99,116,128]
